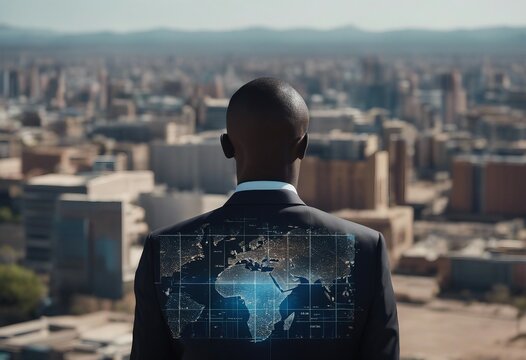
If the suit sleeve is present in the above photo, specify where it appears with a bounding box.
[359,232,400,360]
[130,233,181,360]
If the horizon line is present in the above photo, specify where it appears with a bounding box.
[1,22,526,36]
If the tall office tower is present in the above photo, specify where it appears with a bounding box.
[150,131,236,194]
[450,155,526,217]
[308,108,361,133]
[414,130,453,177]
[381,119,413,150]
[97,68,108,111]
[55,69,66,109]
[298,151,389,212]
[361,56,396,111]
[200,97,229,130]
[399,74,421,124]
[414,132,434,173]
[0,70,7,98]
[22,171,154,272]
[29,65,41,101]
[53,194,148,299]
[362,56,385,86]
[440,70,467,126]
[450,158,478,213]
[7,70,20,98]
[419,103,441,131]
[389,135,408,206]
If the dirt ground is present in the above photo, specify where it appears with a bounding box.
[398,301,526,360]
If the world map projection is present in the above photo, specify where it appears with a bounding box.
[157,218,356,342]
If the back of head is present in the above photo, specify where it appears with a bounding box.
[223,77,309,184]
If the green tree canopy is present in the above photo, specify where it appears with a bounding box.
[0,264,45,317]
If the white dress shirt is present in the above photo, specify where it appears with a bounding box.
[234,180,298,194]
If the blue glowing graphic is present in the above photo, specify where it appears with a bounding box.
[157,219,356,342]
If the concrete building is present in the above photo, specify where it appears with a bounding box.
[139,186,227,230]
[308,107,362,133]
[201,97,229,130]
[307,131,378,161]
[22,171,154,272]
[298,151,389,212]
[0,311,133,360]
[109,98,136,119]
[150,131,236,194]
[111,142,149,171]
[21,145,98,178]
[437,240,526,292]
[0,133,22,158]
[332,206,414,267]
[92,154,127,172]
[388,135,408,206]
[440,70,467,125]
[414,130,467,176]
[53,194,147,299]
[450,155,526,217]
[90,120,183,144]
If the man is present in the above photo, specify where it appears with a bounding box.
[131,77,399,359]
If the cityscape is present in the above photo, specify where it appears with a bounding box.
[0,4,526,359]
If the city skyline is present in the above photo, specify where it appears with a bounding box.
[0,0,525,33]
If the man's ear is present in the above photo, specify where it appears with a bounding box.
[297,133,308,159]
[220,133,235,159]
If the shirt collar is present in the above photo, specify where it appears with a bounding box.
[234,180,298,195]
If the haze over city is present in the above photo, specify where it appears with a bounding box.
[1,0,525,33]
[0,1,525,359]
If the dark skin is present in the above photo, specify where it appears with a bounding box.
[220,77,310,188]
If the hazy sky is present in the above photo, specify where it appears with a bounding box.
[1,0,525,33]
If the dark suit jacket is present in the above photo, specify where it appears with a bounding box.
[131,189,399,359]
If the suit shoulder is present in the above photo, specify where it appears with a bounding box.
[304,205,380,244]
[149,207,221,238]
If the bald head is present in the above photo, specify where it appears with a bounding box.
[221,77,310,185]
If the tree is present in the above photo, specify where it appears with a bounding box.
[0,264,46,324]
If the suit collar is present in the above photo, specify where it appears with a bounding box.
[223,189,306,206]
[234,180,298,194]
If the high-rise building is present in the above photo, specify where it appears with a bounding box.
[53,194,147,299]
[0,70,8,98]
[22,171,154,272]
[308,108,361,133]
[200,97,229,130]
[450,155,526,216]
[150,131,236,194]
[440,70,467,126]
[10,70,20,99]
[389,135,408,205]
[29,65,41,101]
[298,151,389,212]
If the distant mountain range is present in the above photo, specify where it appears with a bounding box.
[1,24,525,54]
